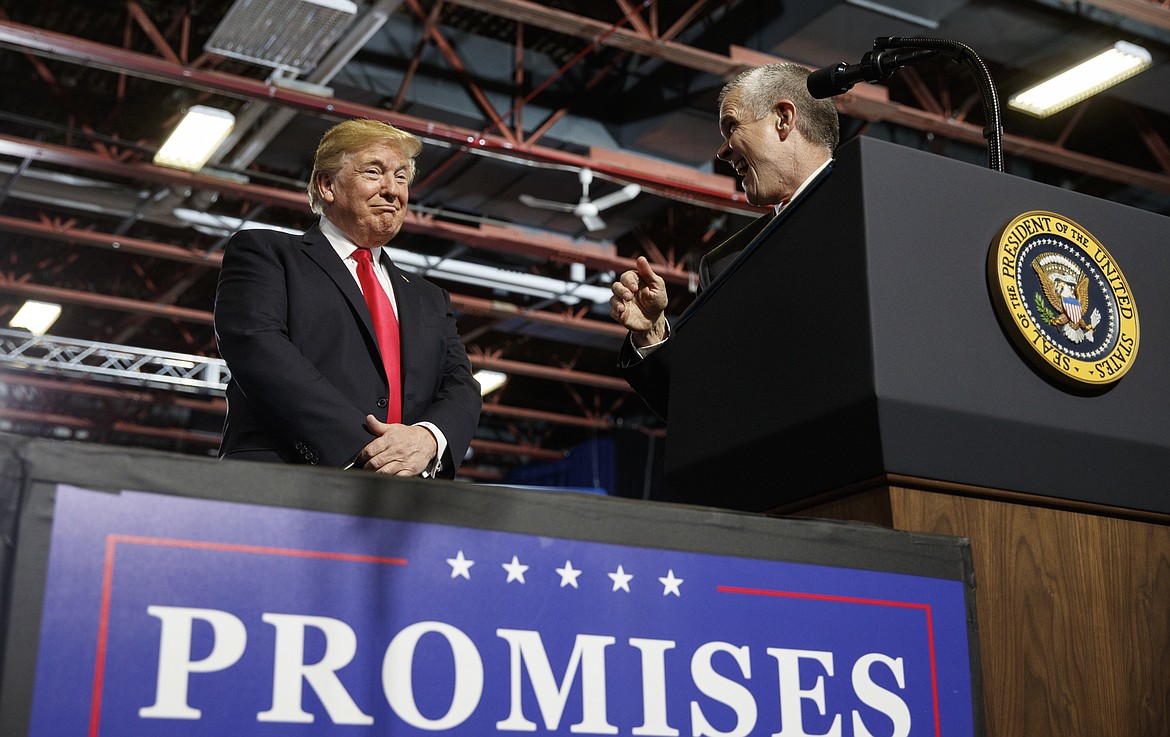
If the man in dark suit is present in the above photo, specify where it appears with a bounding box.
[215,119,481,477]
[609,63,839,419]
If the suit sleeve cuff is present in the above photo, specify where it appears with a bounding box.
[624,319,671,365]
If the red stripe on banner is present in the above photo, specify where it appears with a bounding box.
[88,535,409,736]
[107,534,409,566]
[88,536,118,737]
[924,604,941,737]
[717,585,942,737]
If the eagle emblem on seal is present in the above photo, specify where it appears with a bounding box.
[1031,253,1101,343]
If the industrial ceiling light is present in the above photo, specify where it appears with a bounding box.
[1008,41,1152,118]
[474,370,508,396]
[153,106,236,171]
[9,300,62,335]
[204,0,358,74]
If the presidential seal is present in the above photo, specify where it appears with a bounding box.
[987,211,1139,388]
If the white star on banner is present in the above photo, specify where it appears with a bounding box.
[502,555,529,584]
[608,564,633,593]
[446,550,474,580]
[555,560,582,589]
[659,569,684,597]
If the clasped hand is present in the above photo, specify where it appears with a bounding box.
[357,415,437,475]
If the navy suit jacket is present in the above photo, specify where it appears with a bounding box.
[617,212,771,420]
[617,162,834,419]
[214,225,481,476]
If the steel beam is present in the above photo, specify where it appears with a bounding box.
[0,213,219,266]
[0,134,696,284]
[445,0,741,75]
[0,275,215,323]
[0,19,748,211]
[0,369,226,412]
[4,12,1169,203]
[481,401,610,429]
[0,368,618,438]
[448,3,1170,197]
[0,213,629,339]
[452,293,628,339]
[0,370,581,464]
[835,89,1170,195]
[469,354,631,392]
[470,437,565,461]
[455,464,505,481]
[0,282,628,393]
[403,0,519,144]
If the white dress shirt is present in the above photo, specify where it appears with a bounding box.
[319,216,448,476]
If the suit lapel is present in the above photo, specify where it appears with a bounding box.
[699,210,775,288]
[678,162,834,330]
[299,225,379,343]
[299,227,429,410]
[380,251,418,347]
[697,161,835,294]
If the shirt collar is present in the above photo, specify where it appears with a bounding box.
[319,215,382,263]
[774,157,833,214]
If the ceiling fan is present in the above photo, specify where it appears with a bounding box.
[519,168,641,232]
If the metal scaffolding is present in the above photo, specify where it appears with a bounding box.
[0,328,229,394]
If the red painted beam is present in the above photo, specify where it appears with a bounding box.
[0,19,749,211]
[470,437,565,462]
[0,134,695,284]
[470,354,631,392]
[0,213,630,338]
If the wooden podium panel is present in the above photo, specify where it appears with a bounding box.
[778,480,1170,737]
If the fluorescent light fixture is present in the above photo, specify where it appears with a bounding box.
[205,0,358,74]
[154,106,235,171]
[1008,41,1152,118]
[474,370,508,396]
[9,300,62,335]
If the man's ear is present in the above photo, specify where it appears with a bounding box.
[315,172,335,204]
[774,100,796,139]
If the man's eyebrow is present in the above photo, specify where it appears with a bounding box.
[355,157,408,171]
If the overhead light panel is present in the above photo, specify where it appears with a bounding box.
[9,300,62,335]
[474,370,508,396]
[204,0,358,74]
[1008,41,1152,118]
[154,106,235,171]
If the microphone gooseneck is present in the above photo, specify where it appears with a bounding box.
[806,37,1004,173]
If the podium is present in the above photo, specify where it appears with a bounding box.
[664,137,1170,736]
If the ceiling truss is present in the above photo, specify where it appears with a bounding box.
[1,0,1168,480]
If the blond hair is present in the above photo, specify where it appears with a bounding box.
[307,119,423,214]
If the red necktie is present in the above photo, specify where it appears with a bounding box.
[352,248,402,423]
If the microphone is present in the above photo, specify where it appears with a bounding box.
[810,36,1004,172]
[807,49,938,99]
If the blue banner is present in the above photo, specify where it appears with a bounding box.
[28,484,976,737]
